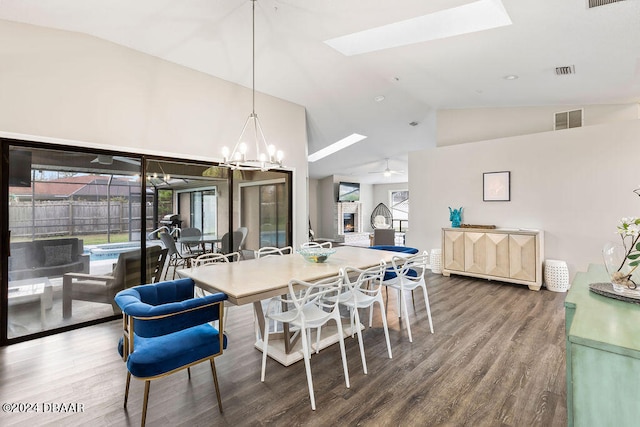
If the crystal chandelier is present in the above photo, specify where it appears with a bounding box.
[221,0,283,171]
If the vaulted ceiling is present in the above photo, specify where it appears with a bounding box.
[1,0,639,183]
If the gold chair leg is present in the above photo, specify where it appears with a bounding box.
[210,358,223,413]
[142,380,150,427]
[124,372,131,407]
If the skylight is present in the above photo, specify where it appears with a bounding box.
[324,0,512,56]
[308,133,367,162]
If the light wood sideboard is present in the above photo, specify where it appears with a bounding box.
[441,227,544,290]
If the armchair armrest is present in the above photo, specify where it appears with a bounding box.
[78,253,91,273]
[116,288,228,338]
[64,272,115,282]
[119,291,228,319]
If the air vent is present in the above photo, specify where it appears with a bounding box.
[588,0,624,8]
[554,109,583,130]
[555,65,575,75]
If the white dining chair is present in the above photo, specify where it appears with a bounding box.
[300,241,332,249]
[191,251,240,324]
[381,251,433,342]
[255,246,293,258]
[261,272,349,411]
[253,246,294,339]
[193,251,240,267]
[329,262,391,374]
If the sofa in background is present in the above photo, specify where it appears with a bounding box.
[9,238,90,281]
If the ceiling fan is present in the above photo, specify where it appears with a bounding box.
[368,158,404,177]
[91,155,140,166]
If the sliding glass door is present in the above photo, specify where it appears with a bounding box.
[259,183,287,247]
[239,173,291,251]
[187,189,218,235]
[1,141,290,345]
[2,143,143,340]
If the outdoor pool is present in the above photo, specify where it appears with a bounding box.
[85,241,160,261]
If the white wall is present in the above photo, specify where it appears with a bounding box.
[437,104,639,147]
[317,176,334,238]
[0,20,309,246]
[408,119,640,279]
[308,178,318,239]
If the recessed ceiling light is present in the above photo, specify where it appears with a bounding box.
[374,95,385,102]
[324,0,512,56]
[503,75,519,80]
[308,133,367,162]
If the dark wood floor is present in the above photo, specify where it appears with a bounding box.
[0,273,568,426]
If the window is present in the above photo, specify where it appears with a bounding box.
[390,190,409,232]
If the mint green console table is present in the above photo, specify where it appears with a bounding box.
[565,264,640,426]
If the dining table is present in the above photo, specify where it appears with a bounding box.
[178,233,221,254]
[177,245,405,366]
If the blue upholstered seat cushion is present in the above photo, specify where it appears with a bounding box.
[118,325,228,378]
[370,246,420,280]
[369,245,419,254]
[383,268,418,281]
[115,278,229,378]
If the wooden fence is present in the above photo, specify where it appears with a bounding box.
[9,201,154,239]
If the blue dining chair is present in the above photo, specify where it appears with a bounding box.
[115,278,228,426]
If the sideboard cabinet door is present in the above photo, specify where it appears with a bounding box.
[464,232,486,274]
[509,234,537,282]
[485,233,510,278]
[443,230,465,271]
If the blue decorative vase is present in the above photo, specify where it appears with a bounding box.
[449,207,462,228]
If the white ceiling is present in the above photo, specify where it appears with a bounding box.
[1,0,639,184]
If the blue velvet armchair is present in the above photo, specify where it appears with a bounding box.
[115,278,228,426]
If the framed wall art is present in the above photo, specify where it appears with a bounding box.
[483,171,510,202]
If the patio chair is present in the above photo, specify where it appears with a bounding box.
[219,231,245,255]
[180,227,204,254]
[236,227,248,256]
[62,245,167,319]
[160,232,198,279]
